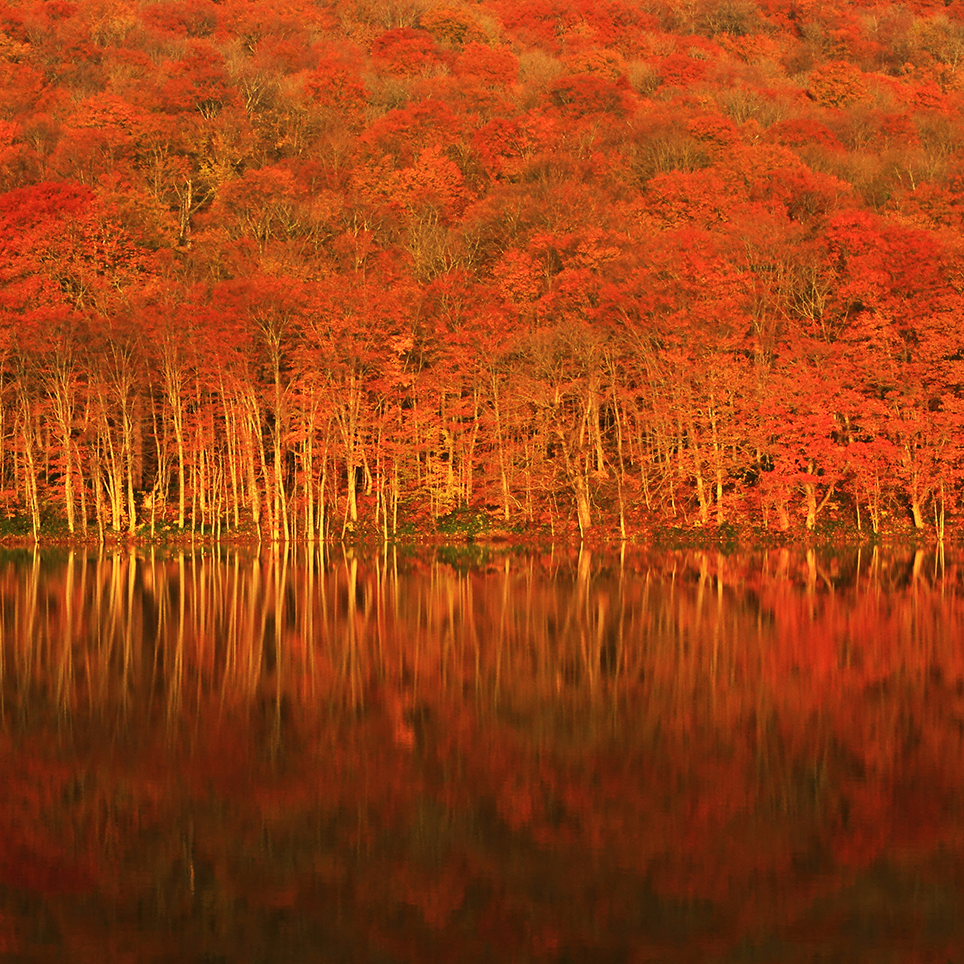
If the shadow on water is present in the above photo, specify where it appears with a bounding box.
[0,544,962,962]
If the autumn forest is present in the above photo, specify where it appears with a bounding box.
[2,0,964,541]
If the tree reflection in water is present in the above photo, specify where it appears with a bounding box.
[0,544,961,962]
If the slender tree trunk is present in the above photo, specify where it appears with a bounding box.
[490,374,511,521]
[47,365,77,533]
[221,386,242,529]
[16,386,41,541]
[161,356,187,529]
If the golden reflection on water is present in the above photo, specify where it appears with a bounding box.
[0,544,962,963]
[1,545,961,731]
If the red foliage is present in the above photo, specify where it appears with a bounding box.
[301,57,367,114]
[142,0,220,37]
[453,42,518,86]
[547,72,636,117]
[159,40,233,114]
[658,53,708,86]
[370,27,442,75]
[765,117,845,153]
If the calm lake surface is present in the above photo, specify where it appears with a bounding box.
[0,544,962,963]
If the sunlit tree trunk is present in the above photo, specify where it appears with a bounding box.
[240,386,264,534]
[604,353,630,539]
[15,381,42,540]
[45,360,80,534]
[557,396,594,536]
[335,369,363,529]
[0,348,12,501]
[160,345,187,529]
[97,394,124,531]
[220,380,242,529]
[490,373,512,521]
[802,461,835,530]
[297,394,328,543]
[91,433,106,542]
[104,342,141,536]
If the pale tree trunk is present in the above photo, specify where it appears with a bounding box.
[146,389,169,536]
[260,327,290,541]
[251,394,275,539]
[219,382,241,529]
[225,394,242,529]
[124,403,138,535]
[490,374,512,521]
[572,471,592,536]
[99,395,123,530]
[107,344,140,535]
[160,348,187,529]
[336,370,363,529]
[910,496,925,530]
[16,384,42,540]
[91,434,106,541]
[241,385,264,533]
[0,348,11,502]
[708,393,726,525]
[558,404,593,537]
[686,409,711,527]
[803,461,836,530]
[298,395,327,542]
[462,385,482,506]
[609,378,628,540]
[906,458,926,530]
[46,362,78,534]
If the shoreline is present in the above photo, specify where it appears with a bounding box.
[0,521,954,552]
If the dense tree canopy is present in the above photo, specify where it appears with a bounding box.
[2,0,964,539]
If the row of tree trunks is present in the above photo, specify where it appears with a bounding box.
[1,332,958,540]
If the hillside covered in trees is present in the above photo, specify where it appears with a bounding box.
[2,0,964,540]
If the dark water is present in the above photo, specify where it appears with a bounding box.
[0,544,962,963]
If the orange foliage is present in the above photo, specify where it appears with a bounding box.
[3,0,964,540]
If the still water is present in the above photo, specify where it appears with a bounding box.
[0,544,962,963]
